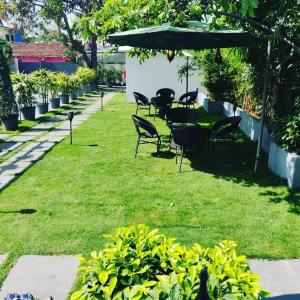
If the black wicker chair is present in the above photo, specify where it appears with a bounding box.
[173,126,211,172]
[133,92,151,115]
[151,88,175,119]
[166,107,196,127]
[210,116,242,147]
[132,115,161,158]
[177,88,198,109]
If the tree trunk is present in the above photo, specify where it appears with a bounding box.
[89,34,98,69]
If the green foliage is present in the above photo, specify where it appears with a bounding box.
[72,224,268,300]
[0,40,18,117]
[194,50,235,102]
[11,72,36,108]
[270,97,300,154]
[56,72,72,95]
[75,67,97,86]
[30,69,52,103]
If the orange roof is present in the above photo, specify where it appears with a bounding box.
[11,42,69,58]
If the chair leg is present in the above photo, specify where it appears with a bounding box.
[157,137,161,157]
[179,148,184,172]
[136,104,138,115]
[134,137,140,158]
[148,104,151,116]
[168,132,172,153]
[175,146,178,164]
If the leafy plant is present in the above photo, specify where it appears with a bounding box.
[195,50,235,102]
[72,224,268,300]
[270,97,300,155]
[31,69,52,103]
[11,72,36,108]
[0,40,18,117]
[48,72,60,99]
[69,74,82,95]
[56,72,72,95]
[76,67,97,86]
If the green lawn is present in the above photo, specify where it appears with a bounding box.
[0,93,299,283]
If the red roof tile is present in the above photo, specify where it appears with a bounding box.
[10,42,70,59]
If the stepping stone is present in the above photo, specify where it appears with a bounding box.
[0,255,80,300]
[0,161,33,176]
[8,149,45,162]
[0,254,7,265]
[0,175,15,190]
[37,135,65,143]
[249,259,300,298]
[20,129,45,137]
[0,134,9,140]
[8,135,36,143]
[0,142,22,157]
[21,141,55,153]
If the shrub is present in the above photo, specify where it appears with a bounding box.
[0,40,18,117]
[30,69,52,103]
[72,225,268,300]
[195,50,235,102]
[56,72,72,95]
[76,67,96,86]
[270,97,300,154]
[11,72,36,108]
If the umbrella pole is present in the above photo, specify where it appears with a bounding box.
[186,56,189,93]
[254,40,272,173]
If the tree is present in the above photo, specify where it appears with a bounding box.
[0,40,18,118]
[5,0,104,68]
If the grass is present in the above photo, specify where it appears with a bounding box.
[0,93,299,284]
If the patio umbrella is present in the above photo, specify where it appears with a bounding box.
[108,21,263,50]
[109,21,268,172]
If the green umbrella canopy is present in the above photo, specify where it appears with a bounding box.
[108,21,263,50]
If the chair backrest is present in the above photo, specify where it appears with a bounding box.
[132,115,158,137]
[212,116,241,137]
[166,107,195,124]
[133,92,150,105]
[156,88,175,98]
[173,126,210,149]
[178,89,198,105]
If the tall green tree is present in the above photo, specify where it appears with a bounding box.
[5,0,104,68]
[0,40,18,117]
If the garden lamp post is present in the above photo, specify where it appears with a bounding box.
[67,111,75,145]
[101,91,104,111]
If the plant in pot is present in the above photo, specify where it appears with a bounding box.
[69,74,81,101]
[31,69,51,114]
[0,40,19,131]
[11,72,36,121]
[48,72,60,110]
[56,72,71,105]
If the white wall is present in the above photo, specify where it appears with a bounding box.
[126,53,206,102]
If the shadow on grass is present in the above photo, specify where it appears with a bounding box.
[259,190,300,215]
[73,144,99,147]
[0,208,37,214]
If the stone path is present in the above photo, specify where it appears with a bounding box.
[0,255,80,300]
[249,259,300,299]
[0,92,114,190]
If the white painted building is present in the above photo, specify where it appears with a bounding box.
[125,53,206,102]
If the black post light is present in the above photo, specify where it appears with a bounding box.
[101,91,104,111]
[196,268,210,300]
[67,111,75,145]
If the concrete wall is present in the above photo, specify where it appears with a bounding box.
[126,54,206,102]
[200,97,300,189]
[268,140,300,190]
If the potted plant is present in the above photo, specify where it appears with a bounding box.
[0,41,19,131]
[11,72,36,121]
[69,74,81,101]
[48,72,60,109]
[56,72,71,105]
[31,69,51,114]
